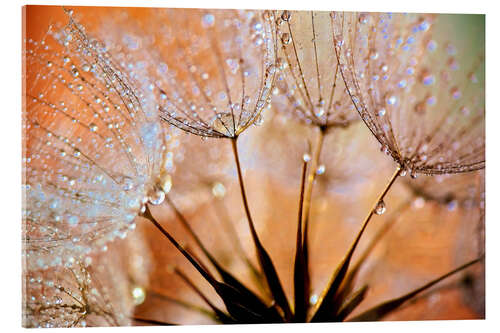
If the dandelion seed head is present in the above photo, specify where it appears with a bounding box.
[111,9,279,138]
[23,19,174,270]
[333,12,484,176]
[273,11,359,129]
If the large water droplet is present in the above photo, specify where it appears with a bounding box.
[374,201,386,215]
[132,286,146,305]
[212,182,226,198]
[148,188,165,205]
[303,153,311,162]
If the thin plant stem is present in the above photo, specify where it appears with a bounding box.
[212,196,266,294]
[173,268,232,321]
[311,165,401,320]
[230,136,292,320]
[337,199,412,302]
[230,137,258,241]
[293,160,310,322]
[350,165,402,253]
[348,199,412,282]
[142,205,218,286]
[303,126,326,232]
[349,256,483,321]
[149,289,217,320]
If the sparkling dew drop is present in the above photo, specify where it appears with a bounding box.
[131,286,146,305]
[374,200,386,215]
[148,188,166,205]
[316,165,326,175]
[212,182,226,198]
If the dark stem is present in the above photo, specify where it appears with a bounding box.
[230,137,292,320]
[311,165,401,321]
[212,196,267,294]
[230,137,258,241]
[303,126,327,234]
[174,267,233,322]
[149,289,217,319]
[293,160,310,322]
[349,256,484,321]
[142,205,218,286]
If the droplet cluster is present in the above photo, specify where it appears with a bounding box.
[273,11,359,128]
[124,9,279,138]
[23,19,173,271]
[23,261,129,327]
[332,12,485,176]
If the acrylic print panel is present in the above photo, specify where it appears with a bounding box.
[22,5,484,327]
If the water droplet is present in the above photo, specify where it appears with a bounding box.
[132,286,146,305]
[386,95,397,105]
[358,13,368,24]
[71,68,79,77]
[68,215,79,226]
[281,10,291,21]
[413,197,425,209]
[309,294,318,305]
[148,188,165,205]
[89,123,98,132]
[46,61,52,67]
[421,71,435,85]
[81,64,90,72]
[212,182,226,198]
[369,49,379,60]
[281,33,291,45]
[316,165,326,175]
[314,103,325,117]
[447,200,458,211]
[374,201,386,215]
[202,13,215,28]
[377,108,386,117]
[254,113,264,126]
[303,153,311,162]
